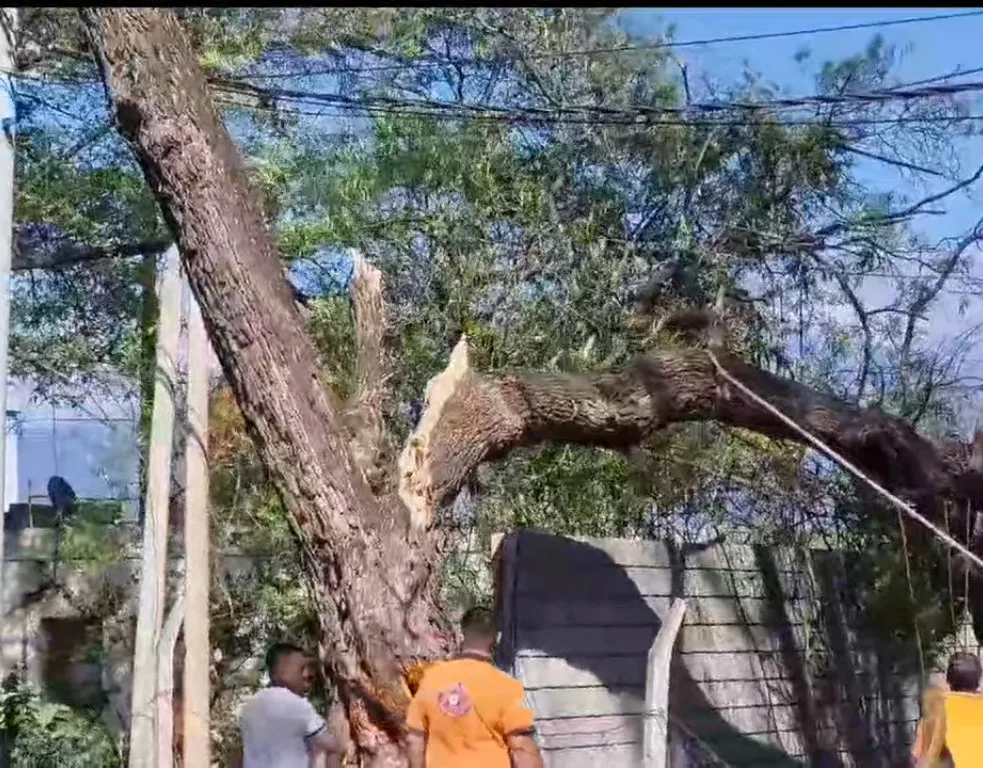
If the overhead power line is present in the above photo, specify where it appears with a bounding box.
[214,91,983,129]
[885,65,983,92]
[242,10,983,79]
[11,62,972,122]
[212,77,983,124]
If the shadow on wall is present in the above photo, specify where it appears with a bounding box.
[810,552,920,768]
[495,529,804,768]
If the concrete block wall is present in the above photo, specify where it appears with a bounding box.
[495,531,926,768]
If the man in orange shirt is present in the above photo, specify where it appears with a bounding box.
[912,652,983,767]
[405,607,544,768]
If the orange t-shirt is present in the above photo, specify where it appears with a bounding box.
[405,653,535,768]
[912,686,983,767]
[943,691,983,766]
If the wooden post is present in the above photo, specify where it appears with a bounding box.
[644,599,687,768]
[0,9,19,666]
[182,293,211,766]
[156,591,186,768]
[129,245,181,768]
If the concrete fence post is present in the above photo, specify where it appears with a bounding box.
[644,599,687,768]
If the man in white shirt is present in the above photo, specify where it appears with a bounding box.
[232,642,341,768]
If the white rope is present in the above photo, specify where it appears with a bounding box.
[707,350,983,574]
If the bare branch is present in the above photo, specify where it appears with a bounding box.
[12,232,170,271]
[901,218,983,363]
[815,160,983,241]
[810,250,874,400]
[12,230,312,315]
[839,144,945,178]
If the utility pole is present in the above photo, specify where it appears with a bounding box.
[182,292,211,766]
[0,8,19,668]
[129,245,181,768]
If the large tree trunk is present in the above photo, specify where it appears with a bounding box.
[78,7,983,765]
[78,9,451,766]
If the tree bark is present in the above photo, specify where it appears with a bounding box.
[78,9,450,766]
[78,7,983,765]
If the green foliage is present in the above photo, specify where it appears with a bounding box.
[11,87,162,395]
[0,680,122,768]
[59,502,132,577]
[305,295,359,400]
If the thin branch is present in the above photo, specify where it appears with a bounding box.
[839,144,945,178]
[814,160,983,241]
[11,232,170,271]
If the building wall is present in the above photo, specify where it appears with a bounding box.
[1,381,142,731]
[0,528,137,732]
[495,531,936,768]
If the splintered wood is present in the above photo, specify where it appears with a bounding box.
[398,336,471,530]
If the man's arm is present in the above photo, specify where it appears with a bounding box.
[499,682,544,768]
[288,694,340,766]
[506,731,545,768]
[226,745,243,768]
[405,729,427,768]
[306,729,341,768]
[913,686,946,768]
[404,686,429,768]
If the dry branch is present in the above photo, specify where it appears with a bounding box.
[11,231,170,270]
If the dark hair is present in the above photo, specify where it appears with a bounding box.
[265,642,307,675]
[946,652,982,692]
[461,606,496,639]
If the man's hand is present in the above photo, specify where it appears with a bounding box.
[308,728,342,767]
[406,729,426,768]
[507,731,544,768]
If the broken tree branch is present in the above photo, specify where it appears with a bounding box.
[400,337,972,531]
[346,249,388,476]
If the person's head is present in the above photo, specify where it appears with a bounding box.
[946,652,982,693]
[266,642,314,696]
[460,606,497,653]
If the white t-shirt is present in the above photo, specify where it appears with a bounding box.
[239,686,327,768]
